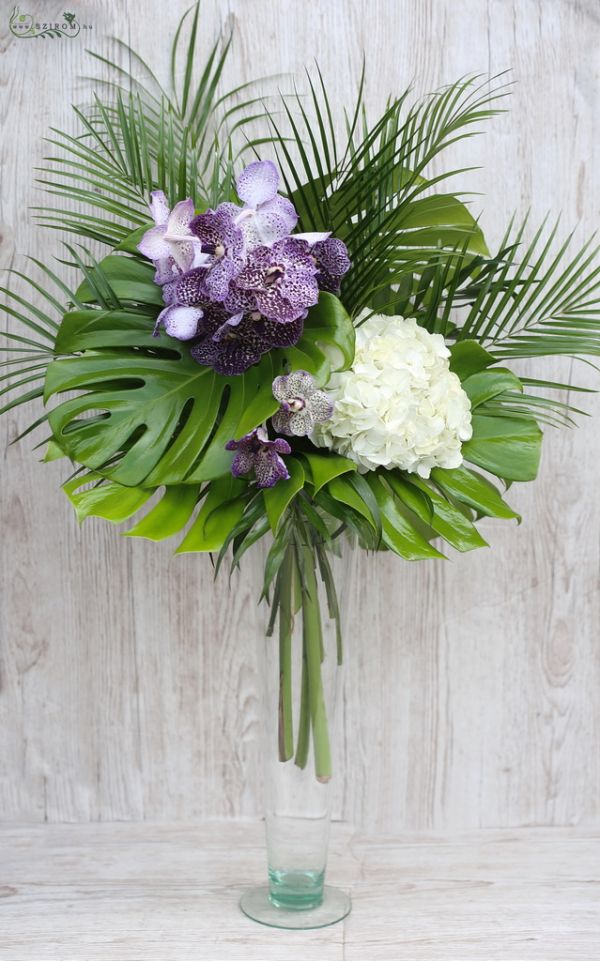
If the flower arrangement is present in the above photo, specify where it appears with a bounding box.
[3,7,600,792]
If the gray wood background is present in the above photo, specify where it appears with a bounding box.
[0,0,598,832]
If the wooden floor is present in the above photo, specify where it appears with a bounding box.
[0,822,598,960]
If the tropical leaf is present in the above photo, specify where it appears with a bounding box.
[43,248,355,490]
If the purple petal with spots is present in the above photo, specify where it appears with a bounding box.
[223,284,258,315]
[254,448,290,487]
[236,160,280,207]
[191,326,269,376]
[313,237,351,293]
[313,237,351,274]
[260,315,305,347]
[161,281,178,305]
[154,256,181,286]
[156,304,203,340]
[213,312,244,341]
[203,256,237,302]
[169,240,197,272]
[254,195,298,245]
[173,267,208,305]
[229,446,256,477]
[164,198,195,240]
[225,427,290,487]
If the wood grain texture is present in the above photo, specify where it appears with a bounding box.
[0,0,599,830]
[1,821,599,960]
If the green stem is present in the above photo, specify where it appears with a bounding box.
[300,543,332,783]
[294,641,310,769]
[277,547,294,761]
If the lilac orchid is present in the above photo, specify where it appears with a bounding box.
[138,160,351,376]
[190,306,304,376]
[137,192,207,282]
[226,426,291,488]
[188,207,245,301]
[271,370,334,436]
[233,160,298,246]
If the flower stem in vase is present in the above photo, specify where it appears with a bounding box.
[299,542,332,783]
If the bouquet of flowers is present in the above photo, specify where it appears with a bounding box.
[3,7,600,796]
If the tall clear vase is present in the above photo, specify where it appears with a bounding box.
[240,539,352,929]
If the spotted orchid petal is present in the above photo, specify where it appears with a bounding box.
[153,256,181,286]
[236,160,280,207]
[155,304,203,341]
[213,312,244,341]
[164,198,196,241]
[149,190,170,226]
[225,426,291,488]
[254,196,298,245]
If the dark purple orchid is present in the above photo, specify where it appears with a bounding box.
[230,238,319,323]
[311,237,352,294]
[271,370,334,436]
[139,161,349,376]
[188,206,245,302]
[226,426,291,488]
[190,306,304,376]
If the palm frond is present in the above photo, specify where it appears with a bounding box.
[266,71,510,313]
[456,217,600,358]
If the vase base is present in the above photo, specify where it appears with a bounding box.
[239,884,351,929]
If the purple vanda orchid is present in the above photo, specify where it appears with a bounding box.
[138,161,351,374]
[188,207,245,302]
[226,426,291,488]
[233,160,299,247]
[229,238,319,324]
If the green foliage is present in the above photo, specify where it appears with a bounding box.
[1,4,599,579]
[34,2,275,245]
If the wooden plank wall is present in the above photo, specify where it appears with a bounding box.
[0,0,598,831]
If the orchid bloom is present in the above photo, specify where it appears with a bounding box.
[271,370,334,436]
[137,192,207,279]
[233,160,299,246]
[226,426,291,488]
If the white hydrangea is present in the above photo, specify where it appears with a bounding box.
[313,313,473,478]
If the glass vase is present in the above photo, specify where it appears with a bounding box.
[240,539,352,929]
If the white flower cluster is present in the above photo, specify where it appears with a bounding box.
[313,313,473,478]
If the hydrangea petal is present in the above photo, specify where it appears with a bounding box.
[236,160,279,207]
[312,313,472,477]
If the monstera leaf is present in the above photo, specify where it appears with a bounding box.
[44,253,355,489]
